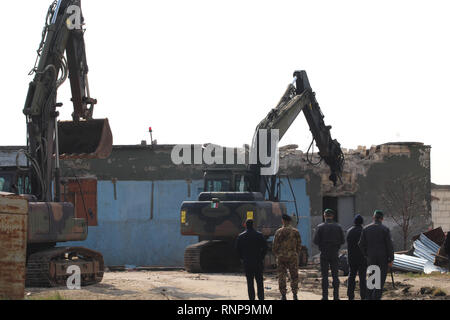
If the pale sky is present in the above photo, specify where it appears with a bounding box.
[1,0,449,184]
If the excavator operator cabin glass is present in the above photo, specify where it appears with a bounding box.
[0,175,12,192]
[206,179,231,192]
[235,175,251,192]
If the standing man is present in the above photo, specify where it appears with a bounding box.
[313,209,345,300]
[358,210,394,300]
[346,214,367,300]
[445,232,450,270]
[273,214,302,300]
[236,219,268,300]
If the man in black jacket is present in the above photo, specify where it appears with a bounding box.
[313,209,345,300]
[359,210,394,300]
[445,232,450,270]
[346,214,367,300]
[236,219,268,300]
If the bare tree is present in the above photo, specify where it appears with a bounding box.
[381,174,428,250]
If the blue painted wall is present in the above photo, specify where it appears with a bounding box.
[67,178,310,267]
[279,178,311,251]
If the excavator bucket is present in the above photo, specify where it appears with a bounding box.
[58,119,113,159]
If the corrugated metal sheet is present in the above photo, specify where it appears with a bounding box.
[393,254,427,272]
[394,233,449,274]
[0,193,28,300]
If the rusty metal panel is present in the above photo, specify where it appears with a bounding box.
[412,227,446,246]
[0,192,28,214]
[64,179,98,226]
[0,193,28,300]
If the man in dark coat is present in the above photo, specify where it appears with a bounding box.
[346,214,367,300]
[236,219,268,300]
[445,232,450,270]
[359,210,394,300]
[313,209,345,300]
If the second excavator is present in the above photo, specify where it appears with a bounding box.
[181,71,345,272]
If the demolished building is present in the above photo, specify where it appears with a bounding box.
[280,142,432,254]
[0,142,432,265]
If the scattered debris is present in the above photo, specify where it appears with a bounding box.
[338,252,349,276]
[419,286,447,297]
[125,265,137,271]
[432,288,447,297]
[108,266,185,272]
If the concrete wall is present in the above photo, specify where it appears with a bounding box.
[432,185,450,232]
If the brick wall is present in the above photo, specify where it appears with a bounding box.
[432,186,450,232]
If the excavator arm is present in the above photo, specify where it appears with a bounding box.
[253,70,344,192]
[293,70,344,185]
[22,0,112,201]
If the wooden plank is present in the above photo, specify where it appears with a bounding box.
[0,194,28,300]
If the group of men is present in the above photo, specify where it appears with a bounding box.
[236,208,401,301]
[314,209,394,300]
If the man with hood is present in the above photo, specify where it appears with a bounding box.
[359,210,394,300]
[346,214,367,300]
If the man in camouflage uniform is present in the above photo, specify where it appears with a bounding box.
[273,214,302,300]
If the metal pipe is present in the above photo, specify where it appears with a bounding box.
[54,116,61,202]
[51,0,64,24]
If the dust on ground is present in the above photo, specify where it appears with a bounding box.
[25,269,450,300]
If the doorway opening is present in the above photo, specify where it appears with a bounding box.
[322,195,356,230]
[322,196,338,222]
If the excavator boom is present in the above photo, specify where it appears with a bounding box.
[22,0,112,201]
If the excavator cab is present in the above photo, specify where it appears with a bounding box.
[203,168,256,193]
[58,118,113,159]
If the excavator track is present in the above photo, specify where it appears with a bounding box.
[184,241,307,273]
[184,241,241,273]
[26,247,104,288]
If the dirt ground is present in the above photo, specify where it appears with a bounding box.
[24,268,450,300]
